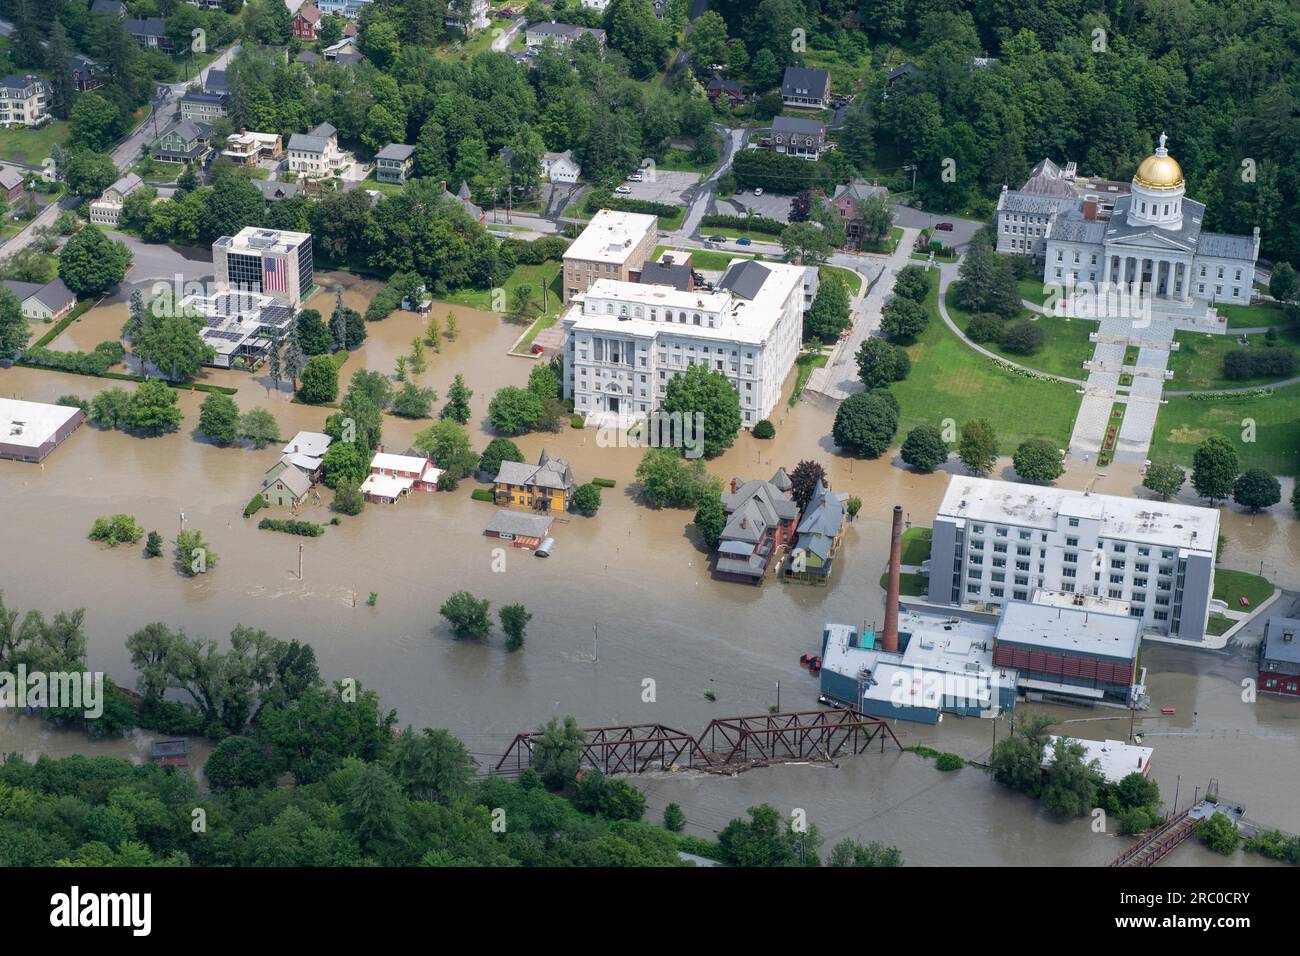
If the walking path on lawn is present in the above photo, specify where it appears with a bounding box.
[804,227,918,403]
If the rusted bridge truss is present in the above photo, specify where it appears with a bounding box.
[1107,808,1194,867]
[493,709,903,776]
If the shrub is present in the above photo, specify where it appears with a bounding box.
[1000,320,1044,354]
[592,477,616,488]
[1223,348,1299,380]
[935,753,963,771]
[663,803,686,832]
[257,518,324,536]
[244,494,267,518]
[846,496,862,517]
[900,425,949,473]
[965,312,1006,344]
[470,488,494,502]
[571,414,585,428]
[332,480,364,515]
[88,513,144,546]
[752,419,775,439]
[572,483,601,515]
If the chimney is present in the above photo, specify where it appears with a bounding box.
[882,505,903,653]
[1083,200,1098,221]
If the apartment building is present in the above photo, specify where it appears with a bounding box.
[89,173,145,227]
[561,258,807,430]
[180,90,229,123]
[213,227,314,307]
[0,74,50,127]
[561,209,658,304]
[222,130,283,166]
[287,122,351,179]
[927,476,1219,641]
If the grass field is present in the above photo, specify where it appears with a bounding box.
[878,571,929,596]
[946,286,1096,380]
[441,261,564,317]
[1213,569,1276,609]
[0,121,69,166]
[788,351,828,406]
[657,148,717,175]
[889,281,1082,450]
[900,526,932,567]
[1168,327,1300,390]
[133,160,184,183]
[1148,384,1300,477]
[1017,276,1054,307]
[822,264,862,297]
[1219,300,1292,330]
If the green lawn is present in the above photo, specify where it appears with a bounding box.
[440,261,564,317]
[1220,300,1292,330]
[1168,327,1300,391]
[1205,616,1234,637]
[512,314,557,355]
[946,286,1096,379]
[822,264,862,297]
[1017,276,1054,307]
[363,172,406,196]
[1213,569,1276,609]
[133,160,183,183]
[900,526,932,567]
[657,148,717,175]
[861,225,904,255]
[788,351,828,406]
[0,121,69,166]
[655,244,757,273]
[889,281,1081,450]
[1148,384,1300,477]
[879,571,929,597]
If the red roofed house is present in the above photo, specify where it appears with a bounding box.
[293,3,322,42]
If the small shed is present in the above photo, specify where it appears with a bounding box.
[484,511,553,550]
[149,738,190,768]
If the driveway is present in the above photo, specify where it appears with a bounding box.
[890,204,983,251]
[623,169,700,204]
[675,125,745,239]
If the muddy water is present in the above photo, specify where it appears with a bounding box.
[2,269,1298,863]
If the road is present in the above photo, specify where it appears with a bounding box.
[0,44,241,260]
[491,17,525,52]
[675,125,746,239]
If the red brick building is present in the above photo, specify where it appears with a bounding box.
[1260,617,1300,698]
[293,3,322,42]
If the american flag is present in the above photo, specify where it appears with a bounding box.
[262,256,286,293]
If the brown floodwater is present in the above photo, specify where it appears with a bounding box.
[2,269,1297,863]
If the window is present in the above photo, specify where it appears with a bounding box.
[1068,518,1079,527]
[1066,536,1078,547]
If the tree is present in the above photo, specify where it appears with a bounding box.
[1012,439,1063,484]
[1191,436,1240,503]
[90,388,133,429]
[198,393,241,445]
[64,150,118,197]
[901,425,949,473]
[1233,469,1281,513]
[478,437,524,479]
[780,221,833,265]
[789,460,826,511]
[635,448,719,509]
[855,337,910,389]
[1143,462,1185,500]
[126,380,183,435]
[134,311,214,381]
[391,382,436,419]
[508,284,538,323]
[295,309,333,356]
[1267,262,1297,304]
[686,10,729,70]
[44,21,75,120]
[387,727,474,804]
[693,494,725,550]
[717,803,821,867]
[858,194,895,248]
[606,0,670,78]
[880,297,928,342]
[499,604,531,652]
[954,245,1021,317]
[806,272,851,340]
[332,480,364,516]
[893,265,930,302]
[749,48,781,90]
[526,362,561,402]
[572,483,601,516]
[533,715,584,792]
[345,763,408,856]
[238,408,279,449]
[282,337,306,390]
[68,92,120,152]
[0,288,28,358]
[58,225,130,297]
[198,175,265,242]
[322,441,368,489]
[206,736,277,792]
[833,392,898,458]
[89,513,144,546]
[414,419,477,489]
[488,386,543,435]
[990,713,1055,796]
[958,419,998,476]
[298,355,340,405]
[1041,737,1103,819]
[144,531,163,558]
[826,838,903,867]
[1196,811,1239,855]
[662,364,742,458]
[174,528,217,576]
[1000,320,1044,354]
[442,373,472,423]
[440,591,492,640]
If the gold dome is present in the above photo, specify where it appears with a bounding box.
[1134,151,1184,190]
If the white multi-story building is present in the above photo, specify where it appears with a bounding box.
[286,122,352,179]
[927,476,1220,641]
[562,258,808,430]
[213,227,314,307]
[561,209,658,304]
[0,74,50,127]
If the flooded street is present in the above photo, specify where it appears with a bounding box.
[2,269,1298,863]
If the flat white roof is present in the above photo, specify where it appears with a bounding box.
[282,431,332,458]
[370,452,429,473]
[1042,736,1152,783]
[564,262,805,347]
[563,209,657,265]
[938,475,1218,553]
[361,473,414,498]
[0,398,81,450]
[217,226,311,255]
[997,600,1142,659]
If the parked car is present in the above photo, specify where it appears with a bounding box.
[936,221,954,231]
[708,235,726,242]
[627,172,643,182]
[736,237,752,245]
[614,185,632,194]
[535,537,556,557]
[753,188,764,196]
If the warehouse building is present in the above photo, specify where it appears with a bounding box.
[0,398,85,463]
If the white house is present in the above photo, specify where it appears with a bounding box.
[287,122,352,179]
[542,150,581,184]
[89,173,145,227]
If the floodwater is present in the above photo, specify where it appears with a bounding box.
[2,268,1298,864]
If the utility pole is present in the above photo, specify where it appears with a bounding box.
[592,622,598,663]
[179,511,185,532]
[775,680,780,712]
[298,542,304,580]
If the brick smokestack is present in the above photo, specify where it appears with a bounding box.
[882,505,903,652]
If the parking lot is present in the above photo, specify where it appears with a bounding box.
[619,169,701,205]
[717,188,793,223]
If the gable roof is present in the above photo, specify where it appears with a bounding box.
[638,260,692,291]
[781,66,830,97]
[296,2,322,22]
[272,465,314,498]
[717,259,772,301]
[495,449,575,492]
[29,278,75,313]
[123,17,167,37]
[0,165,23,191]
[772,116,824,137]
[485,510,553,538]
[376,143,415,162]
[107,172,143,197]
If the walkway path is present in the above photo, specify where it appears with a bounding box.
[804,227,918,403]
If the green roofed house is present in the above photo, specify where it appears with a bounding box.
[784,480,848,583]
[151,119,212,163]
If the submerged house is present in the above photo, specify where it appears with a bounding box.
[361,451,442,503]
[714,468,799,584]
[494,449,576,513]
[484,510,553,550]
[784,480,848,582]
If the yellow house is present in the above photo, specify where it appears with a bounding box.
[494,449,575,513]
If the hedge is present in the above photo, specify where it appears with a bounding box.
[591,477,616,488]
[244,494,267,519]
[584,189,677,219]
[701,214,786,237]
[1223,348,1299,380]
[21,340,124,376]
[470,488,494,502]
[257,518,324,536]
[499,235,569,265]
